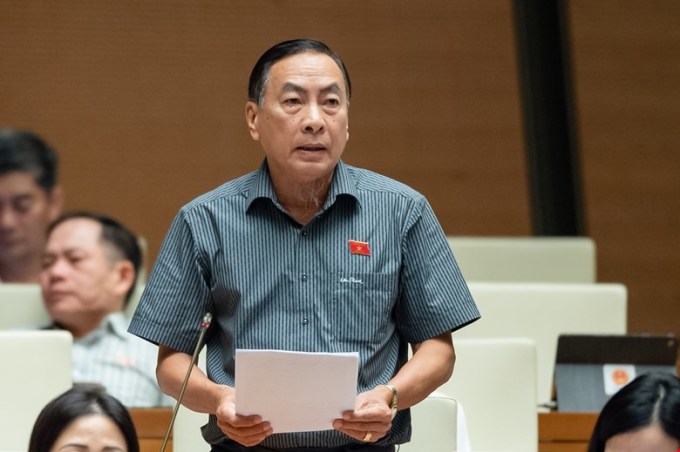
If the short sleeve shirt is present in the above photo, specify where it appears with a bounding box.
[129,160,479,447]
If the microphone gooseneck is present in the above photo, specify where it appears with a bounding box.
[160,312,213,452]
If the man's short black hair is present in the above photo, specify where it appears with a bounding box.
[248,38,352,106]
[0,129,59,193]
[48,211,142,305]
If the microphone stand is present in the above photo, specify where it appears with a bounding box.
[160,312,213,452]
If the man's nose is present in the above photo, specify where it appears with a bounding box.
[0,207,18,230]
[301,105,325,134]
[45,258,68,279]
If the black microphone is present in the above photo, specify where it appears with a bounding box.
[160,312,213,452]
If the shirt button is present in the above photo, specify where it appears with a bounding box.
[301,230,308,237]
[301,273,308,281]
[302,317,309,325]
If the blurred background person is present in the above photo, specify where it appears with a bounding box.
[40,211,169,407]
[0,128,63,283]
[588,371,680,452]
[28,385,140,452]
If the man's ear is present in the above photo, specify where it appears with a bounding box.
[346,101,350,141]
[47,185,64,222]
[245,101,260,141]
[112,260,136,299]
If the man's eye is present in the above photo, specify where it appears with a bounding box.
[325,98,340,106]
[68,256,83,265]
[13,200,33,213]
[283,98,301,105]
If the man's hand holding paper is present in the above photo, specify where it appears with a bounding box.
[215,385,273,447]
[332,388,394,443]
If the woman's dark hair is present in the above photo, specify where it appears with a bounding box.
[28,385,139,452]
[0,128,59,193]
[47,211,142,304]
[248,38,351,106]
[588,372,680,452]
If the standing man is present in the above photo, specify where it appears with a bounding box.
[41,211,168,408]
[0,129,63,283]
[130,39,479,451]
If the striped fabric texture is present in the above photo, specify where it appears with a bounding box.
[129,160,479,447]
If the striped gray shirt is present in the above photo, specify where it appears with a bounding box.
[129,160,479,448]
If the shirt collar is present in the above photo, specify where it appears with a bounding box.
[103,312,131,338]
[245,159,361,212]
[57,312,130,343]
[245,160,277,209]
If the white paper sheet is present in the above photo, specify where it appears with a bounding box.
[234,349,359,433]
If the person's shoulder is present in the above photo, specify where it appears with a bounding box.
[180,171,257,213]
[345,164,424,200]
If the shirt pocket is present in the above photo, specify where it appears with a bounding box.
[331,272,396,345]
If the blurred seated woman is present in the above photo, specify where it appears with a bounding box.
[29,385,139,452]
[588,371,680,452]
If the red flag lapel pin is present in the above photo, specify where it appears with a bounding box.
[348,240,371,256]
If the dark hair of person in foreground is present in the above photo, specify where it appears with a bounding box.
[588,371,680,452]
[28,385,140,452]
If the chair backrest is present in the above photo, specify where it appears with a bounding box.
[0,330,73,451]
[456,282,627,407]
[0,280,143,329]
[136,235,149,285]
[440,338,538,452]
[172,349,209,450]
[122,235,148,318]
[124,283,145,318]
[173,403,210,451]
[447,236,596,283]
[0,283,50,330]
[399,391,460,452]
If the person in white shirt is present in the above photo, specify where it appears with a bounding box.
[40,211,169,407]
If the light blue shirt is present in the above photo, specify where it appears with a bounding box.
[65,312,171,407]
[129,160,479,447]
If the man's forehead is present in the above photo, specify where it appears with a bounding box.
[281,81,342,94]
[270,52,346,88]
[49,218,103,244]
[0,172,49,203]
[0,171,44,194]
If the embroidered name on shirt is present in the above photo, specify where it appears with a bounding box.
[348,240,371,256]
[340,277,364,285]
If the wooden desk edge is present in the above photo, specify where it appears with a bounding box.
[539,412,599,441]
[130,408,600,451]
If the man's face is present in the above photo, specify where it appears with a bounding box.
[0,172,61,265]
[246,51,350,186]
[40,218,129,327]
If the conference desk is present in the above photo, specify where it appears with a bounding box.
[129,409,599,452]
[538,412,598,452]
[130,408,172,452]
